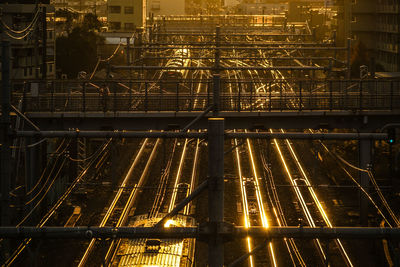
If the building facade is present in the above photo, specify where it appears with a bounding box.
[239,0,287,15]
[107,0,145,31]
[0,3,56,80]
[52,0,108,18]
[374,0,399,71]
[338,0,400,72]
[147,0,185,16]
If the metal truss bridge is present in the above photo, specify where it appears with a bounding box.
[9,78,400,131]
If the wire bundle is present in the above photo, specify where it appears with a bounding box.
[0,6,41,40]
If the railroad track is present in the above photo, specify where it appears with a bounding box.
[102,51,206,266]
[223,49,354,266]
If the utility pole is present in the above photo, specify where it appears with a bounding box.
[214,26,221,73]
[207,118,225,267]
[1,38,11,226]
[347,38,351,79]
[213,74,220,116]
[126,37,130,65]
[41,6,47,80]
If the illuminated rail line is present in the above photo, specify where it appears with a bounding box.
[104,138,161,265]
[225,48,354,266]
[223,59,278,266]
[105,51,204,266]
[261,49,354,266]
[226,58,309,266]
[78,137,151,266]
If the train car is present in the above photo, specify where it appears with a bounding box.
[112,214,195,267]
[159,48,190,91]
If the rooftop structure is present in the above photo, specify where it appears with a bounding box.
[107,0,145,31]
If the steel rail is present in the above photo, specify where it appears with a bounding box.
[263,47,355,266]
[104,138,161,264]
[77,138,149,267]
[233,135,256,267]
[246,134,278,266]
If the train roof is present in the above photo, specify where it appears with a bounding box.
[113,214,195,267]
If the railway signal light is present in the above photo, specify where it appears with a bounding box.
[387,128,396,144]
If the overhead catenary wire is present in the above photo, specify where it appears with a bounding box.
[4,139,112,266]
[2,27,37,40]
[0,5,40,34]
[90,31,137,79]
[18,157,67,211]
[367,171,400,227]
[67,141,109,162]
[330,150,400,227]
[10,138,47,149]
[318,143,394,227]
[9,139,67,198]
[0,7,42,40]
[18,142,69,206]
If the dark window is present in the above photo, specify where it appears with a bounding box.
[125,23,134,30]
[109,22,121,30]
[109,6,121,13]
[124,6,134,14]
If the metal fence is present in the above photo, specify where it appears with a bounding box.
[12,79,400,113]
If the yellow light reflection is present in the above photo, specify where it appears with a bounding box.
[164,219,174,228]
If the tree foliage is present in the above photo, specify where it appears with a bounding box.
[82,13,103,32]
[55,9,79,34]
[56,14,104,78]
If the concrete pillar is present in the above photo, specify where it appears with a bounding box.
[208,118,225,267]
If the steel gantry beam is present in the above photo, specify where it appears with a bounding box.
[0,226,399,240]
[13,130,388,140]
[23,111,400,131]
[124,46,347,51]
[111,65,327,71]
[153,33,311,37]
